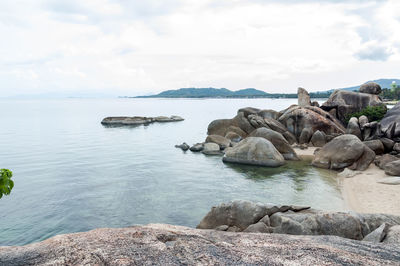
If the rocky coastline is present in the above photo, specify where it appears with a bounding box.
[101,115,184,126]
[3,83,400,264]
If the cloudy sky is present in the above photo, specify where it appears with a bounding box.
[0,0,399,96]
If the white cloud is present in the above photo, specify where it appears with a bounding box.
[0,0,399,96]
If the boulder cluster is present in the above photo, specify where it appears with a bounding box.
[177,82,400,175]
[102,115,184,126]
[197,200,400,244]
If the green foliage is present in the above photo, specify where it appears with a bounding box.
[0,169,14,199]
[346,105,387,123]
[381,86,400,100]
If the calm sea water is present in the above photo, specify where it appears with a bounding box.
[0,98,344,246]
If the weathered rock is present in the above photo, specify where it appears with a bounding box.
[215,225,229,231]
[299,127,313,145]
[362,223,389,243]
[363,140,384,155]
[380,137,395,152]
[224,132,242,142]
[394,143,400,153]
[278,106,345,140]
[197,200,270,230]
[243,222,272,233]
[346,117,362,140]
[207,112,255,137]
[298,87,311,107]
[359,82,382,95]
[202,143,221,155]
[205,135,231,150]
[383,225,400,244]
[101,115,184,126]
[358,115,369,129]
[226,126,247,138]
[259,215,271,226]
[310,130,326,147]
[223,137,285,167]
[257,109,280,120]
[283,131,297,145]
[383,160,400,176]
[2,224,400,265]
[175,142,190,151]
[311,101,320,107]
[377,177,400,185]
[363,121,383,141]
[312,134,375,171]
[189,143,204,152]
[249,128,299,160]
[263,117,288,134]
[375,154,399,169]
[321,90,385,123]
[238,107,260,117]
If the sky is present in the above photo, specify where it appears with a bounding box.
[0,0,399,97]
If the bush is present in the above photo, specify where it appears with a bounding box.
[346,105,387,123]
[0,169,13,199]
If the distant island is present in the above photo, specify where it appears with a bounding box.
[130,78,399,99]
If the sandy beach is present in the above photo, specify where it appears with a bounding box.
[294,147,400,215]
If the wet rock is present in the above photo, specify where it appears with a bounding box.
[249,128,299,160]
[310,130,326,147]
[298,87,311,107]
[346,117,362,140]
[202,143,222,155]
[223,137,285,167]
[189,143,204,152]
[363,140,384,155]
[175,142,190,151]
[321,90,385,123]
[312,134,375,171]
[205,135,231,150]
[359,82,382,95]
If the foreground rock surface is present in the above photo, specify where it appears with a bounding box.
[1,224,400,265]
[101,116,184,126]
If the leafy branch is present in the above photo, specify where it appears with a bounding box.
[0,169,14,199]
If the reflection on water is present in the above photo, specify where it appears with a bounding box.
[0,98,344,246]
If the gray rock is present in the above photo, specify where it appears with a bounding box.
[321,90,386,123]
[312,134,375,171]
[362,223,389,243]
[377,177,400,185]
[202,143,222,155]
[197,200,269,230]
[223,137,285,167]
[189,143,204,152]
[259,215,271,226]
[337,168,362,178]
[363,140,384,155]
[363,121,383,141]
[359,82,382,95]
[2,224,400,265]
[298,87,311,107]
[257,109,280,120]
[224,131,242,142]
[249,128,299,160]
[383,160,400,176]
[243,222,272,233]
[205,135,231,150]
[380,138,395,152]
[375,154,399,169]
[175,142,190,151]
[310,130,326,147]
[101,116,184,126]
[283,131,297,145]
[383,225,400,244]
[311,101,320,107]
[380,102,400,139]
[215,225,229,231]
[299,127,313,144]
[207,112,255,137]
[358,115,369,129]
[263,117,288,134]
[394,143,400,153]
[346,117,362,140]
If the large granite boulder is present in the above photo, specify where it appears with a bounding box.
[312,134,375,171]
[205,135,231,149]
[202,143,221,155]
[381,102,400,139]
[363,140,384,155]
[310,130,326,147]
[249,128,299,160]
[207,112,255,137]
[383,160,400,176]
[359,82,382,95]
[223,137,285,167]
[1,224,400,265]
[278,106,345,140]
[321,90,385,123]
[298,87,311,107]
[375,154,399,169]
[346,117,362,140]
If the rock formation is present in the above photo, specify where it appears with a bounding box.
[359,82,382,95]
[381,101,400,140]
[101,116,184,126]
[297,87,311,107]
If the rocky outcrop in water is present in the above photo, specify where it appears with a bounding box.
[2,223,400,265]
[101,116,184,126]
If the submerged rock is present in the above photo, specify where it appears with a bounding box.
[1,224,400,265]
[222,137,285,167]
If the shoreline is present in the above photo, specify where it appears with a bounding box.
[294,147,400,216]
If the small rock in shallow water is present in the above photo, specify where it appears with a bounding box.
[175,142,190,151]
[189,143,204,152]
